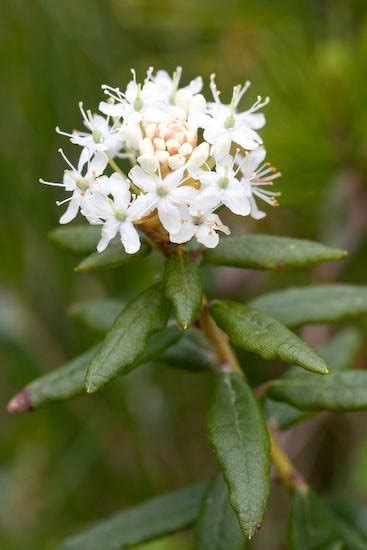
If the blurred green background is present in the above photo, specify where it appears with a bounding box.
[1,0,367,548]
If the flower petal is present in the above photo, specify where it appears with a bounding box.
[129,165,157,192]
[170,220,196,244]
[196,224,220,248]
[128,193,157,220]
[59,196,80,224]
[120,222,141,254]
[222,189,251,216]
[230,126,262,150]
[157,199,181,234]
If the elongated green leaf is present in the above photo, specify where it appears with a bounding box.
[86,284,170,393]
[207,371,270,538]
[162,331,213,372]
[329,499,367,544]
[265,328,364,429]
[7,326,181,413]
[195,475,245,550]
[75,241,150,272]
[268,371,367,412]
[288,489,367,550]
[250,285,367,327]
[69,299,125,334]
[164,252,203,329]
[7,347,100,413]
[288,489,344,549]
[61,481,208,550]
[203,234,346,271]
[210,301,329,375]
[48,225,101,255]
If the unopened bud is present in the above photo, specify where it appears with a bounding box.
[168,154,186,170]
[139,137,154,155]
[186,142,210,176]
[153,137,166,151]
[166,139,181,155]
[155,150,170,165]
[137,153,159,174]
[145,123,157,140]
[178,142,193,157]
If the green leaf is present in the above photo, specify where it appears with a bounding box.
[60,481,208,550]
[86,284,170,393]
[7,346,100,413]
[329,499,367,545]
[75,241,151,272]
[288,489,367,550]
[68,299,125,334]
[268,371,367,412]
[250,284,367,327]
[162,331,213,372]
[164,251,203,329]
[195,475,245,550]
[7,326,181,413]
[210,300,329,375]
[265,328,364,429]
[48,225,101,256]
[207,371,270,538]
[203,234,346,270]
[288,489,344,550]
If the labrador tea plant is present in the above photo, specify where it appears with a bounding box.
[8,68,367,549]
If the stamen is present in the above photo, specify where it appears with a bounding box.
[56,196,73,206]
[56,127,75,139]
[58,148,78,172]
[209,74,221,105]
[39,178,64,187]
[145,66,154,84]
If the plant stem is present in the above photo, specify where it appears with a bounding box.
[200,303,242,374]
[269,430,308,493]
[200,300,308,493]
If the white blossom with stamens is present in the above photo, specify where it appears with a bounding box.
[86,173,141,254]
[40,149,108,224]
[99,68,165,125]
[236,147,281,219]
[190,153,250,216]
[197,75,269,160]
[151,67,203,106]
[56,103,123,158]
[170,206,230,248]
[128,165,198,234]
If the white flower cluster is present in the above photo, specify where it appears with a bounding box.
[41,68,280,253]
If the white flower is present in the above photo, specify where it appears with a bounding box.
[170,206,230,248]
[151,67,203,106]
[86,173,141,254]
[128,166,198,234]
[236,147,281,219]
[191,154,250,216]
[99,68,165,125]
[198,75,269,160]
[40,149,108,224]
[56,103,123,158]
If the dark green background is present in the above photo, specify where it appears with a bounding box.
[1,1,366,548]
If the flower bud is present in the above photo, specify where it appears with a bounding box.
[153,137,166,151]
[137,153,159,174]
[186,142,210,176]
[166,139,181,155]
[139,137,154,154]
[168,154,186,170]
[155,150,170,165]
[178,142,193,157]
[145,123,157,140]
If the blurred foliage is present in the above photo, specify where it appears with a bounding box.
[0,0,366,548]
